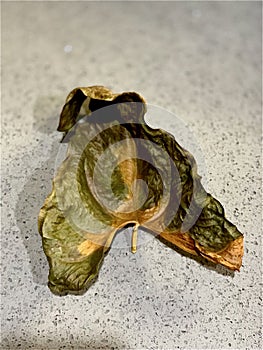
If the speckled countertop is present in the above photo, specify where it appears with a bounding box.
[1,1,262,349]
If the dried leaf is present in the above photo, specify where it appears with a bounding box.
[38,86,244,294]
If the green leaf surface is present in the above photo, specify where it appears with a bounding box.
[39,86,244,294]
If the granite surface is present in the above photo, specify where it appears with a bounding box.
[1,1,262,349]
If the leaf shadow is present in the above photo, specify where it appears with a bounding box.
[15,95,64,285]
[32,94,63,134]
[157,234,235,277]
[15,141,60,285]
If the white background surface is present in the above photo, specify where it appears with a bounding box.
[1,1,262,349]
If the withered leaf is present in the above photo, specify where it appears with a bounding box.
[38,86,244,294]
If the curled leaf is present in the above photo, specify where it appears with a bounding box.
[38,86,244,294]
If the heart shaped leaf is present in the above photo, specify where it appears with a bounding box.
[38,86,243,294]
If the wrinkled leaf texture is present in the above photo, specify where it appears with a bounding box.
[38,86,243,294]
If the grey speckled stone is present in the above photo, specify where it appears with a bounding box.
[1,1,261,349]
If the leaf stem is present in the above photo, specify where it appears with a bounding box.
[131,223,139,254]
